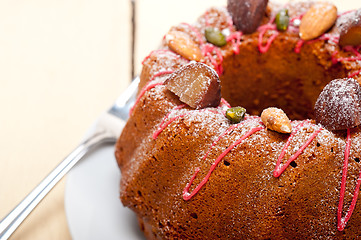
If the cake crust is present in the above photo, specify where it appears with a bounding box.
[115,1,361,239]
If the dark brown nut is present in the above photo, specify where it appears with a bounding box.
[339,9,361,46]
[314,78,361,131]
[165,62,221,109]
[227,0,268,34]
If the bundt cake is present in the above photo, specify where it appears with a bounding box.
[115,0,361,238]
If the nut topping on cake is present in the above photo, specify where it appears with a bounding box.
[315,78,361,131]
[275,9,289,32]
[261,107,292,133]
[299,2,337,40]
[227,0,268,34]
[164,62,221,109]
[339,9,361,46]
[205,27,227,47]
[226,107,246,123]
[165,30,203,61]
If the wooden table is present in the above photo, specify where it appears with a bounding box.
[0,0,358,239]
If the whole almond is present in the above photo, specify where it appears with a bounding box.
[165,30,203,61]
[299,2,337,41]
[261,107,292,134]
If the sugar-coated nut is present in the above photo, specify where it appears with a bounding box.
[165,30,203,61]
[339,9,361,47]
[314,78,361,131]
[261,107,292,134]
[164,62,221,109]
[227,0,269,34]
[299,2,337,41]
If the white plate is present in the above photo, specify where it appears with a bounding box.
[64,143,145,240]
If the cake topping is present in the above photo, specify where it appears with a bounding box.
[225,106,246,123]
[339,9,361,46]
[227,0,269,34]
[205,27,227,47]
[337,128,360,231]
[299,1,337,40]
[164,62,221,109]
[275,9,289,32]
[261,107,292,133]
[183,119,265,200]
[314,78,361,131]
[165,30,203,61]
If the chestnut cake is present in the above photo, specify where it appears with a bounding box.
[115,0,361,239]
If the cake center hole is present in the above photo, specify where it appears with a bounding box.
[219,57,346,120]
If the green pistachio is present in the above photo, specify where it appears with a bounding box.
[226,107,246,123]
[205,27,227,47]
[275,9,289,32]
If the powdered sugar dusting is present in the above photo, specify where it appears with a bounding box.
[315,78,361,131]
[120,3,361,237]
[336,9,361,36]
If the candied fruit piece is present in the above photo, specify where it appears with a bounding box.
[165,62,221,109]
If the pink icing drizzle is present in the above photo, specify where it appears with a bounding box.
[349,69,361,78]
[153,107,223,139]
[273,120,323,177]
[130,82,163,115]
[153,112,188,139]
[338,10,356,17]
[180,8,361,75]
[290,13,304,24]
[257,24,279,53]
[227,31,242,54]
[337,129,361,231]
[294,34,339,53]
[307,33,339,45]
[142,49,179,65]
[129,70,174,115]
[202,43,224,75]
[152,104,186,139]
[137,7,361,230]
[148,70,175,82]
[181,22,205,45]
[294,39,305,53]
[182,20,225,74]
[333,46,361,64]
[151,104,359,230]
[183,125,264,200]
[201,116,262,162]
